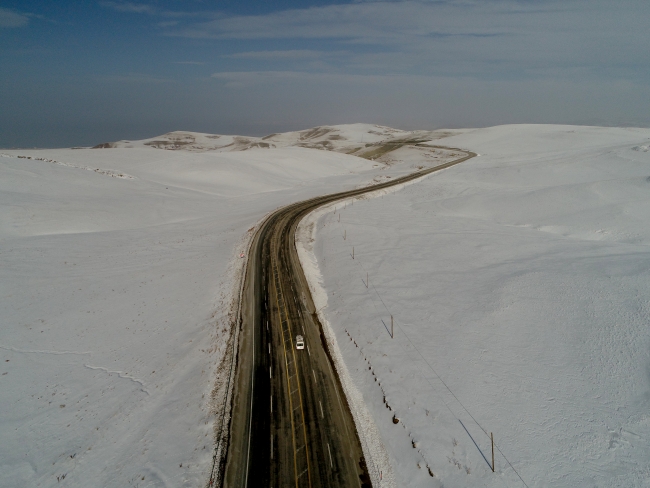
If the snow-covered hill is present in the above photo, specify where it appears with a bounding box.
[92,123,466,155]
[302,124,650,487]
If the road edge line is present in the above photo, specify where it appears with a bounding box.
[207,210,274,488]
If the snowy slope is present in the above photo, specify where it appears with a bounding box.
[0,143,394,487]
[92,124,466,155]
[303,125,650,487]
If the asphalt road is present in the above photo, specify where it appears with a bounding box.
[221,145,476,488]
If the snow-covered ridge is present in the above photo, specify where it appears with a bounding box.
[92,124,469,155]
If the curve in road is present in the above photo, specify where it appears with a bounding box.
[218,145,477,488]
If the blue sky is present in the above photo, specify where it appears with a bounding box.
[2,0,649,147]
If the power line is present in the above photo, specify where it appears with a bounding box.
[328,200,530,488]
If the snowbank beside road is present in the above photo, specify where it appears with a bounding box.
[296,201,396,488]
[311,125,650,487]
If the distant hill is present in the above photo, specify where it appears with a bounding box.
[92,123,468,157]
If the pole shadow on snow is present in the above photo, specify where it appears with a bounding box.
[459,419,492,470]
[380,318,392,338]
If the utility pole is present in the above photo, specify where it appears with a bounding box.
[344,229,346,240]
[491,433,495,472]
[366,272,368,288]
[352,247,354,259]
[391,315,393,338]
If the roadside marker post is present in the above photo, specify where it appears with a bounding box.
[491,432,495,472]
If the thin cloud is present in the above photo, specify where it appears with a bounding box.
[99,2,156,14]
[169,0,649,81]
[99,1,214,19]
[211,70,408,88]
[166,1,517,40]
[227,50,329,60]
[95,73,176,84]
[0,7,30,28]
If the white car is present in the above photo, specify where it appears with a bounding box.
[296,335,305,350]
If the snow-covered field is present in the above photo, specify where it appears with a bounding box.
[1,124,444,488]
[303,125,650,487]
[4,123,649,488]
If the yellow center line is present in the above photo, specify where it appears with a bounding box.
[272,263,299,488]
[273,253,312,487]
[287,308,313,487]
